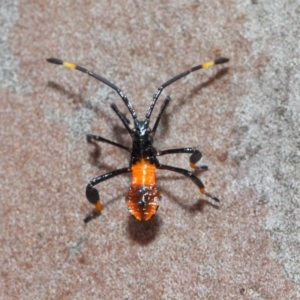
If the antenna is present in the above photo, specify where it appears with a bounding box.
[145,57,229,119]
[46,58,137,120]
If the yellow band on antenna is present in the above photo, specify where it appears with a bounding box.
[63,62,76,69]
[202,61,215,69]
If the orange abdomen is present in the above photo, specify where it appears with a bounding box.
[126,159,161,221]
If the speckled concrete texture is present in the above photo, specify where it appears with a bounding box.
[1,1,300,299]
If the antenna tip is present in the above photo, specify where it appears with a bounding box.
[215,57,230,65]
[46,58,63,65]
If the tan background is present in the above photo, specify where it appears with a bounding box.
[1,1,300,299]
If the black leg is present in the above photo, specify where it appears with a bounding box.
[84,167,131,223]
[152,96,171,135]
[157,147,207,170]
[110,103,132,134]
[157,163,219,202]
[86,134,130,152]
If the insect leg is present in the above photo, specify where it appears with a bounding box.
[152,96,171,135]
[157,148,208,170]
[110,103,132,134]
[157,164,219,202]
[87,134,130,152]
[84,167,131,223]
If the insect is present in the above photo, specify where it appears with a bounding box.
[47,56,229,222]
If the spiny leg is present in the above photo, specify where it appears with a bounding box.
[86,134,130,152]
[146,57,229,119]
[157,147,208,171]
[110,103,132,134]
[157,163,219,202]
[152,96,171,135]
[84,167,131,223]
[47,58,137,119]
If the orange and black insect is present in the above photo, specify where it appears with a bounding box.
[47,56,229,222]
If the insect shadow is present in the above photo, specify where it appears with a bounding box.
[47,81,86,107]
[126,213,162,245]
[159,178,220,214]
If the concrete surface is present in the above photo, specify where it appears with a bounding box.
[1,1,300,299]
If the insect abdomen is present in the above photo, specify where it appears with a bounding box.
[126,159,161,221]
